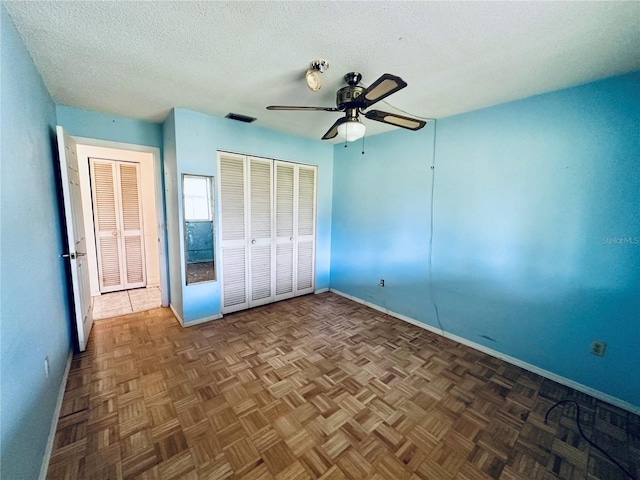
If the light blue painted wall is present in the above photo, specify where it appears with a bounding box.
[172,109,333,323]
[56,105,163,148]
[330,126,436,322]
[1,6,72,478]
[163,110,183,318]
[331,72,640,407]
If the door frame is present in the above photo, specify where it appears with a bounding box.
[73,136,169,307]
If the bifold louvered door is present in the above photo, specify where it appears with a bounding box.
[248,157,275,307]
[274,162,295,301]
[219,152,249,313]
[295,165,316,295]
[91,159,146,293]
[273,162,316,299]
[218,153,316,314]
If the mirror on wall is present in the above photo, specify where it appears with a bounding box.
[182,174,216,285]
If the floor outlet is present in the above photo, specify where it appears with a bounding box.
[44,357,50,378]
[590,340,606,357]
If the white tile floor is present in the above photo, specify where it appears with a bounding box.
[92,286,162,320]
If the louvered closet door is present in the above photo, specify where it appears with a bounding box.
[119,163,146,288]
[219,153,249,313]
[248,157,275,307]
[296,165,316,295]
[91,159,146,293]
[274,161,295,301]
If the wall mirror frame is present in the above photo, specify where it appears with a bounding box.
[182,174,216,285]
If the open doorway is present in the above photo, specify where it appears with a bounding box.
[73,137,168,319]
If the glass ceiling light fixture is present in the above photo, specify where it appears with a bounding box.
[305,59,329,92]
[337,118,366,142]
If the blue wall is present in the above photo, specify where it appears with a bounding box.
[163,110,183,317]
[331,72,640,408]
[1,7,72,478]
[56,105,163,148]
[169,109,333,323]
[331,126,436,318]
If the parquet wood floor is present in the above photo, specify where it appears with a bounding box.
[47,293,639,480]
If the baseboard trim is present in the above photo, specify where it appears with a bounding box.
[329,288,640,415]
[182,313,223,327]
[39,350,73,480]
[169,303,184,325]
[314,288,329,294]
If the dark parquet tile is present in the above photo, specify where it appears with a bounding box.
[47,293,639,479]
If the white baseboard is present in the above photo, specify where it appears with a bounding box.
[170,304,223,327]
[314,288,329,294]
[39,350,73,480]
[169,303,183,325]
[182,313,223,327]
[329,288,640,416]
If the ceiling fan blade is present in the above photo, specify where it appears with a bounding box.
[364,110,427,131]
[360,74,407,107]
[267,106,340,112]
[322,117,346,140]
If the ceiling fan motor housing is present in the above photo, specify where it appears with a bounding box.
[336,86,366,110]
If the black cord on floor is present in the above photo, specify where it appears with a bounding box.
[544,399,637,480]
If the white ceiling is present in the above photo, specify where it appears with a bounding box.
[4,1,639,142]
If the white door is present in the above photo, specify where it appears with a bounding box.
[90,159,146,293]
[296,165,316,295]
[56,126,92,351]
[248,157,275,307]
[219,153,316,314]
[274,161,295,301]
[219,152,249,313]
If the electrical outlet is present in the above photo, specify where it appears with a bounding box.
[44,357,50,378]
[379,279,385,287]
[590,340,606,357]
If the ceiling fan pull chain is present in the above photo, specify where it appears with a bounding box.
[361,134,365,155]
[344,122,348,148]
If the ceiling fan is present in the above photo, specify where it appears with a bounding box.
[267,72,427,141]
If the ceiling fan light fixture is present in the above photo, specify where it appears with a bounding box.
[337,119,366,142]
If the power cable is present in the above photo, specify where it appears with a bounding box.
[360,79,443,333]
[427,119,445,335]
[359,80,436,121]
[544,400,637,480]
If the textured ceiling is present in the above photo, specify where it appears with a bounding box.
[4,1,640,141]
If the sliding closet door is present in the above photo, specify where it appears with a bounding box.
[296,165,316,295]
[248,157,274,307]
[274,161,295,301]
[219,152,249,313]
